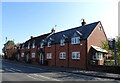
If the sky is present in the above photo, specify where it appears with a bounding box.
[0,0,119,54]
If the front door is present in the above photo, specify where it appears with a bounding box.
[26,54,29,62]
[17,54,20,61]
[39,54,44,65]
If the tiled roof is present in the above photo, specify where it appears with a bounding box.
[24,33,51,47]
[44,21,100,44]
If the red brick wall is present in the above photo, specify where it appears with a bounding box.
[87,23,107,65]
[45,44,56,66]
[56,43,69,67]
[69,40,87,69]
[30,46,38,64]
[20,48,25,63]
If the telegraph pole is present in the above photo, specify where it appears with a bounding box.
[108,38,117,65]
[113,39,117,65]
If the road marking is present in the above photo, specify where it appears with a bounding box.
[27,75,45,81]
[5,68,16,73]
[32,74,61,81]
[0,69,4,72]
[10,68,22,72]
[3,61,43,71]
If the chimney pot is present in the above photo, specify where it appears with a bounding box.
[81,19,86,26]
[51,28,55,33]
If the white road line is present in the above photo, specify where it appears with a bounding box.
[27,75,45,81]
[32,74,61,81]
[5,68,16,73]
[10,68,22,72]
[3,61,43,70]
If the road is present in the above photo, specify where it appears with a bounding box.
[1,59,119,82]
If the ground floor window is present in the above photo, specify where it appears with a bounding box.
[59,52,66,59]
[46,53,52,59]
[93,52,103,60]
[21,53,24,57]
[32,53,35,58]
[72,52,80,59]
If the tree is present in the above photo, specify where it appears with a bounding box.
[2,40,15,58]
[101,37,120,66]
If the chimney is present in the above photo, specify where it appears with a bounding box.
[30,36,33,39]
[81,19,86,26]
[51,28,55,33]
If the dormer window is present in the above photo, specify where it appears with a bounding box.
[32,40,35,48]
[28,42,30,49]
[40,43,44,48]
[71,37,80,44]
[48,41,51,47]
[60,39,65,46]
[22,44,24,49]
[18,46,20,49]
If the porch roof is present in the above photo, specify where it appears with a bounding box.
[91,45,108,53]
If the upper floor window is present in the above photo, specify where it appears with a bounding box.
[46,53,52,59]
[98,26,102,31]
[59,52,66,59]
[72,52,80,59]
[71,37,80,44]
[40,43,44,48]
[22,44,24,49]
[28,42,30,49]
[60,39,65,46]
[32,40,35,48]
[48,41,51,47]
[18,46,20,49]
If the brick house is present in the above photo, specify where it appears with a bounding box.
[17,33,51,64]
[16,20,109,69]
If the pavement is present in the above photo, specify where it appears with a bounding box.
[3,59,120,80]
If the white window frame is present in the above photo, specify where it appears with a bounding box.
[93,52,103,60]
[46,53,52,59]
[28,42,30,49]
[21,53,24,57]
[60,39,65,46]
[22,44,24,49]
[32,40,35,48]
[48,41,51,47]
[59,52,66,59]
[32,53,35,58]
[72,52,80,59]
[71,37,80,44]
[40,43,44,48]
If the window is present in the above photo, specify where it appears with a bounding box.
[93,52,103,60]
[99,27,102,31]
[21,53,24,57]
[71,37,80,44]
[48,41,51,47]
[28,42,30,49]
[46,53,52,59]
[40,43,44,48]
[60,39,65,46]
[22,44,24,49]
[59,52,66,59]
[32,53,35,58]
[32,40,35,48]
[18,46,20,49]
[72,52,80,59]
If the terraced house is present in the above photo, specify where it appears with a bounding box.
[14,20,111,69]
